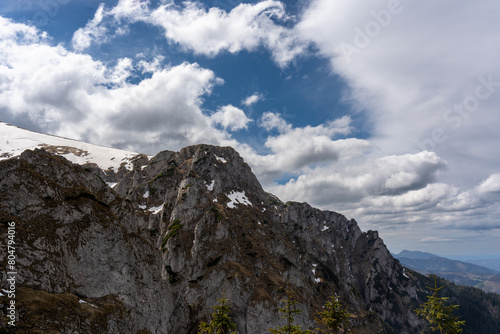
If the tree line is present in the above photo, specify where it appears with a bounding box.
[198,275,464,334]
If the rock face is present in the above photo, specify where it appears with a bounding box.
[0,149,173,333]
[0,145,498,333]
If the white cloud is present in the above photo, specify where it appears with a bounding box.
[72,0,150,51]
[108,57,134,86]
[297,0,500,189]
[137,55,164,74]
[0,17,236,154]
[476,173,500,195]
[150,1,308,66]
[268,151,447,206]
[108,0,150,22]
[72,4,108,51]
[418,236,456,243]
[242,92,263,107]
[262,116,357,171]
[244,114,369,184]
[0,15,45,42]
[285,0,500,249]
[259,112,291,133]
[210,105,252,131]
[71,0,309,67]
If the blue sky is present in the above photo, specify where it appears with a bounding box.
[1,0,500,257]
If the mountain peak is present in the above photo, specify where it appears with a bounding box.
[397,249,438,260]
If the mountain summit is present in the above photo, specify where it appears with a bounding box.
[0,123,499,333]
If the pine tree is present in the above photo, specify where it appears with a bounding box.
[269,284,313,334]
[315,291,350,333]
[198,291,238,334]
[414,275,465,334]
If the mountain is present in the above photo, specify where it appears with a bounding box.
[461,258,500,272]
[1,123,499,333]
[476,274,500,294]
[0,121,142,182]
[394,250,500,293]
[395,250,437,261]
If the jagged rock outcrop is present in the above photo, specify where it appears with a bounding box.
[1,145,499,333]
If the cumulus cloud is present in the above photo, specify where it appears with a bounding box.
[210,105,252,131]
[476,173,500,195]
[259,112,291,133]
[0,17,235,153]
[0,15,45,41]
[137,55,164,74]
[72,0,309,67]
[263,116,357,169]
[150,1,309,66]
[269,151,447,206]
[242,114,370,185]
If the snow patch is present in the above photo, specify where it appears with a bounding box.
[312,264,321,283]
[123,160,134,171]
[226,190,252,208]
[149,204,164,214]
[106,182,117,188]
[215,155,227,163]
[403,268,410,279]
[206,180,215,192]
[79,299,97,308]
[139,203,164,213]
[143,190,150,198]
[321,225,330,231]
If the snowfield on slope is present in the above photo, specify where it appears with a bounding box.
[0,122,143,171]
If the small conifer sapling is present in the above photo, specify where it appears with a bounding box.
[198,291,238,334]
[315,291,350,333]
[414,275,465,334]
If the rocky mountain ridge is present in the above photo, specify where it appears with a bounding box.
[1,132,499,333]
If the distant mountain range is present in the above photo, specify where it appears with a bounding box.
[394,250,500,294]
